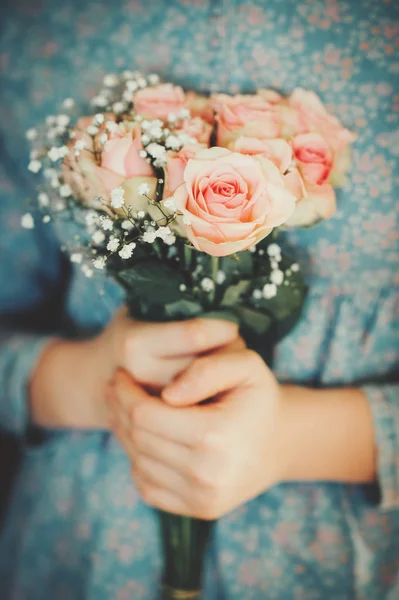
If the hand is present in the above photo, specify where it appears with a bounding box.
[107,347,287,519]
[30,310,239,430]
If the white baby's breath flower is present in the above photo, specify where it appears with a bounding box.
[28,160,42,173]
[85,210,99,226]
[267,243,281,257]
[252,289,262,300]
[81,264,93,278]
[62,98,75,109]
[148,124,163,140]
[156,226,172,241]
[99,133,108,145]
[92,95,108,108]
[95,113,105,125]
[103,73,119,87]
[30,150,39,160]
[92,230,106,245]
[48,147,61,162]
[142,230,157,243]
[271,260,278,270]
[59,183,72,198]
[93,256,107,270]
[44,168,57,179]
[21,213,34,229]
[137,211,146,219]
[167,113,177,123]
[163,197,177,211]
[106,120,118,133]
[57,114,70,128]
[87,125,99,136]
[107,237,120,252]
[74,139,87,152]
[100,216,113,231]
[26,128,37,140]
[148,73,160,85]
[141,120,150,131]
[70,253,83,264]
[51,177,60,189]
[137,183,151,196]
[291,263,300,272]
[216,271,226,285]
[38,192,50,207]
[58,145,69,158]
[201,278,215,292]
[110,186,125,208]
[139,150,147,158]
[113,101,125,114]
[179,108,191,120]
[263,283,277,299]
[46,115,57,126]
[122,89,133,103]
[125,80,138,92]
[137,77,147,88]
[122,70,134,80]
[119,242,136,259]
[179,283,187,292]
[121,220,134,231]
[146,143,166,165]
[42,215,51,223]
[163,233,176,245]
[165,135,181,150]
[141,133,150,145]
[270,269,284,285]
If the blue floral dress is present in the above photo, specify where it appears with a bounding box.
[0,1,398,598]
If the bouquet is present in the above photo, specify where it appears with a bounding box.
[24,71,355,599]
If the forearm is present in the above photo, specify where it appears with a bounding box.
[280,385,376,484]
[29,337,111,429]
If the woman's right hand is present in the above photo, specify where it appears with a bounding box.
[29,308,239,431]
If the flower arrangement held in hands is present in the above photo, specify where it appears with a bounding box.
[24,71,355,600]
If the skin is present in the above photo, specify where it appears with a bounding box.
[107,348,376,520]
[29,309,240,429]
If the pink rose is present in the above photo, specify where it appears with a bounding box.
[230,136,305,206]
[284,133,336,227]
[62,118,156,211]
[134,83,186,120]
[166,144,207,196]
[212,94,280,147]
[291,132,333,186]
[288,88,356,152]
[174,116,212,145]
[170,147,296,257]
[184,91,214,124]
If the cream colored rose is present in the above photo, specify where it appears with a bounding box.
[170,147,296,257]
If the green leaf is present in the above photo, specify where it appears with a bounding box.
[115,261,185,306]
[221,280,251,306]
[165,299,203,320]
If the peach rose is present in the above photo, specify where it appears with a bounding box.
[212,94,280,147]
[174,116,212,145]
[134,83,186,120]
[166,144,207,196]
[284,133,336,227]
[169,147,296,257]
[62,118,157,212]
[291,133,333,186]
[184,91,214,124]
[229,136,305,205]
[288,88,356,152]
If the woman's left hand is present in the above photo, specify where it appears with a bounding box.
[107,348,288,519]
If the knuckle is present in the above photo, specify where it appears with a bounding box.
[185,319,208,351]
[246,349,264,370]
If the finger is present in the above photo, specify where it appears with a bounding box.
[133,454,191,498]
[122,354,194,388]
[126,318,239,360]
[162,349,266,406]
[113,370,212,447]
[132,427,193,474]
[133,470,194,516]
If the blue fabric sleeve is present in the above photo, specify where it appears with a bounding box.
[362,383,399,510]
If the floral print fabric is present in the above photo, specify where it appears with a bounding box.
[0,0,398,598]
